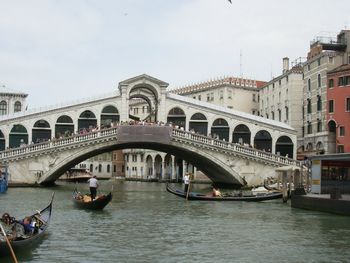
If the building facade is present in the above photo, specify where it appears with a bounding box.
[301,30,350,156]
[327,64,350,153]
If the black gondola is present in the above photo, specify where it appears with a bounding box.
[166,184,283,201]
[72,189,112,210]
[0,192,54,255]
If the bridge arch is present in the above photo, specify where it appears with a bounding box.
[154,154,162,180]
[167,107,186,129]
[9,124,28,148]
[56,115,74,138]
[78,110,97,132]
[189,113,208,135]
[32,119,51,144]
[211,118,229,141]
[275,135,293,157]
[254,130,272,152]
[232,124,251,145]
[100,105,119,128]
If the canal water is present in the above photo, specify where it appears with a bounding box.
[1,180,350,263]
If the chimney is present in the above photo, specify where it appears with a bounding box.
[282,57,289,73]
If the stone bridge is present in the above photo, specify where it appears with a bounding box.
[0,125,302,187]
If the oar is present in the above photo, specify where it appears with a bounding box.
[0,222,18,263]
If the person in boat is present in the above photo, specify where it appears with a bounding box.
[87,175,99,201]
[183,173,190,193]
[212,187,222,197]
[19,216,35,235]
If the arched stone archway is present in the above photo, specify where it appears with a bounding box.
[254,130,272,152]
[9,124,28,148]
[276,135,293,158]
[55,115,74,138]
[32,119,51,144]
[154,154,162,180]
[146,155,153,179]
[101,105,119,128]
[189,113,208,135]
[316,141,325,154]
[306,143,313,151]
[78,110,97,132]
[167,107,186,129]
[232,124,251,145]
[164,153,173,180]
[211,118,229,141]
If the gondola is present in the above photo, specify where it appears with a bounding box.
[72,189,112,210]
[166,184,283,201]
[0,192,54,255]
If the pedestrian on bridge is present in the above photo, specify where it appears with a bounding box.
[87,175,99,201]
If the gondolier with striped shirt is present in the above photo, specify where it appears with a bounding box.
[87,175,99,201]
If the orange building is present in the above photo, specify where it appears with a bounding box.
[327,64,350,153]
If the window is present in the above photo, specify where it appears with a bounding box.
[14,101,22,112]
[219,90,223,100]
[132,154,137,162]
[307,99,312,114]
[198,95,201,101]
[107,164,110,173]
[308,64,311,71]
[329,100,334,113]
[285,107,289,121]
[98,164,102,173]
[317,58,321,66]
[329,79,334,88]
[113,165,116,173]
[317,119,322,132]
[317,96,322,111]
[308,79,311,91]
[339,77,344,86]
[340,126,345,136]
[318,74,321,88]
[0,101,7,115]
[206,93,210,101]
[338,145,345,153]
[346,97,350,112]
[279,79,281,86]
[252,94,256,102]
[345,76,350,86]
[193,96,196,99]
[286,75,289,83]
[271,111,275,120]
[228,90,232,99]
[307,122,312,134]
[278,109,281,122]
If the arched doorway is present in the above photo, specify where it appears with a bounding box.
[154,155,162,180]
[55,115,74,138]
[0,130,5,151]
[211,118,229,141]
[9,124,28,148]
[254,130,272,152]
[276,136,293,158]
[32,119,51,143]
[164,154,173,180]
[189,113,208,135]
[232,124,251,145]
[167,107,186,129]
[316,142,325,154]
[78,110,97,132]
[100,105,119,128]
[146,155,153,179]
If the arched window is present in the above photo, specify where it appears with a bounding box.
[0,101,7,115]
[14,101,22,112]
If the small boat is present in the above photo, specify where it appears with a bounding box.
[0,192,54,255]
[166,184,283,201]
[72,189,112,210]
[0,165,8,193]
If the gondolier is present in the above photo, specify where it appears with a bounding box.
[87,175,99,201]
[183,173,190,193]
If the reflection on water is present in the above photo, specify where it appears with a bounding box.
[1,180,350,263]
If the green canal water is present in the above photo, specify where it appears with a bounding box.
[1,180,350,263]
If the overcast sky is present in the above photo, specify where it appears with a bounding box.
[1,0,349,108]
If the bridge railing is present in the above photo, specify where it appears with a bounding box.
[0,125,302,167]
[172,129,302,167]
[0,127,119,160]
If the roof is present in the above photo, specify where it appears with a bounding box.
[327,64,350,75]
[0,84,28,97]
[169,76,267,95]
